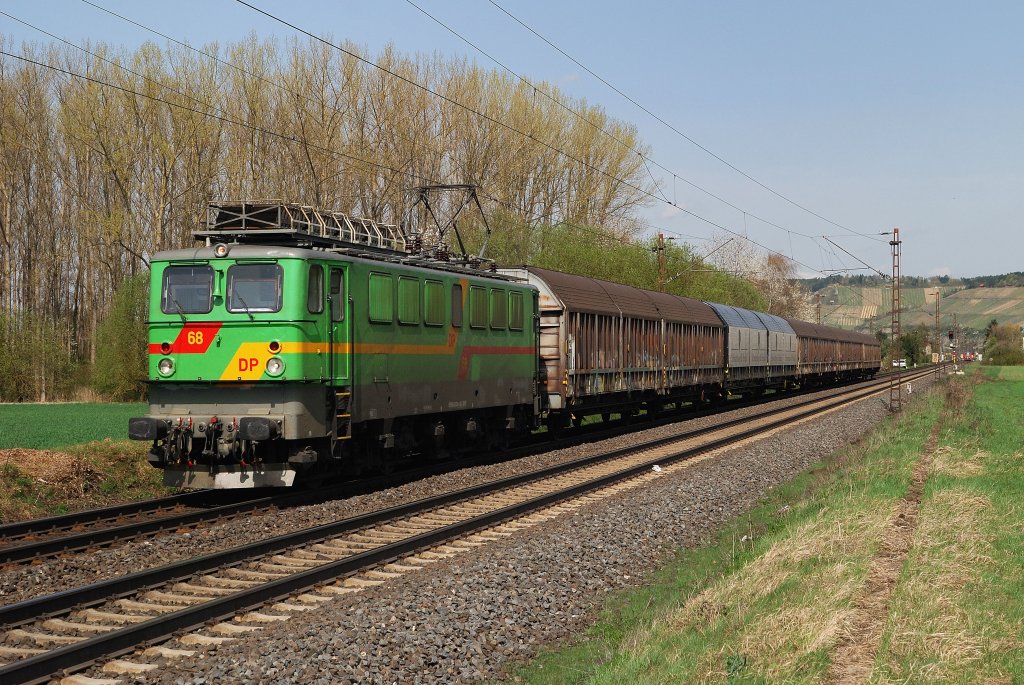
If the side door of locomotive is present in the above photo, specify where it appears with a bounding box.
[327,264,351,384]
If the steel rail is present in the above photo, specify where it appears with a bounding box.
[0,370,892,564]
[0,367,934,625]
[0,492,295,564]
[0,490,213,539]
[0,435,612,564]
[0,369,936,684]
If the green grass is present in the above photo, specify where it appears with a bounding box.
[872,368,1024,682]
[0,402,146,449]
[510,389,943,684]
[982,365,1024,381]
[509,372,1024,684]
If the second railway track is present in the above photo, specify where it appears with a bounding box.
[1,369,917,567]
[0,368,934,684]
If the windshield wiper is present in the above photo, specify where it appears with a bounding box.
[235,293,255,321]
[170,298,188,324]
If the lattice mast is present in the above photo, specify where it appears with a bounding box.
[932,288,941,376]
[889,227,902,412]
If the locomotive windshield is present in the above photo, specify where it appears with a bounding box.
[227,263,283,313]
[162,265,214,314]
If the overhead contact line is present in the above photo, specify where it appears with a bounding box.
[232,0,871,275]
[485,0,885,244]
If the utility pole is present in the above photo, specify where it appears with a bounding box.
[816,293,821,325]
[655,232,667,291]
[889,227,902,412]
[953,313,959,371]
[934,289,940,376]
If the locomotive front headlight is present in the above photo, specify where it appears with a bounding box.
[266,356,285,377]
[158,358,175,377]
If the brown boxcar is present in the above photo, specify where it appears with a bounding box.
[784,317,881,382]
[502,267,725,421]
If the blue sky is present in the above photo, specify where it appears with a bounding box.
[2,0,1020,278]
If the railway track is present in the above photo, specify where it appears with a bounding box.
[0,370,916,567]
[0,490,274,565]
[0,368,934,684]
[0,396,790,565]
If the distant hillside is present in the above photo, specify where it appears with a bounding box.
[940,288,1024,330]
[808,284,1024,334]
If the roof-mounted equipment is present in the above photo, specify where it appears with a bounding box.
[197,201,408,254]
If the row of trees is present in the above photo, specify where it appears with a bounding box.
[0,35,656,400]
[0,35,813,401]
[802,273,960,293]
[962,272,1024,289]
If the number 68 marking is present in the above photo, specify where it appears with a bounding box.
[186,330,204,345]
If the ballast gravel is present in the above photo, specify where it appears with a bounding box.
[0,383,887,606]
[58,377,936,685]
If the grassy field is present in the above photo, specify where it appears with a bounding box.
[0,402,145,449]
[0,402,165,521]
[511,368,1024,684]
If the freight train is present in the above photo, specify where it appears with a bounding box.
[129,201,881,488]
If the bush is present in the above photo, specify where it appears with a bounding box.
[983,323,1024,366]
[93,274,149,400]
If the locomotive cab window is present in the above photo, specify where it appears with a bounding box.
[162,265,214,314]
[307,264,324,314]
[227,264,282,313]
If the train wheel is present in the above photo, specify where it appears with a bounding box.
[547,413,568,437]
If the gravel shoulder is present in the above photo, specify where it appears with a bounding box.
[56,380,920,685]
[0,385,868,606]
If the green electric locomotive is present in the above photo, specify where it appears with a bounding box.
[129,202,540,488]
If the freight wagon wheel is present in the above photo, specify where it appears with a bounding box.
[546,414,568,437]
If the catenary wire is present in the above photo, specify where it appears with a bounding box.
[67,0,885,279]
[0,24,831,279]
[0,49,848,296]
[401,0,838,246]
[234,1,847,274]
[485,0,887,244]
